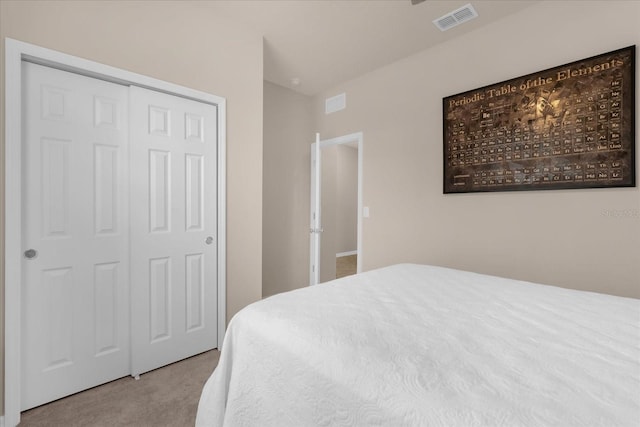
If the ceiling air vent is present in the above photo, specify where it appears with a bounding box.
[325,93,346,114]
[433,3,478,31]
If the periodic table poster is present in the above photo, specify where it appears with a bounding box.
[443,46,635,194]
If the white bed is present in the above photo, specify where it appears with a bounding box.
[196,264,640,426]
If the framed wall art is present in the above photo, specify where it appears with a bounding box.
[443,46,635,194]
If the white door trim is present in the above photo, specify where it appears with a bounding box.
[309,132,363,285]
[4,38,227,427]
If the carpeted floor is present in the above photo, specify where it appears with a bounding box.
[336,254,357,279]
[19,350,220,427]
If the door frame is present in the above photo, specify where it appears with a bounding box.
[4,38,227,426]
[309,132,363,285]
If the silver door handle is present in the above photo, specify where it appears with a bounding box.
[205,236,214,245]
[24,249,38,259]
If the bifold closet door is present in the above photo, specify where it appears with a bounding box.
[21,62,130,410]
[129,86,218,376]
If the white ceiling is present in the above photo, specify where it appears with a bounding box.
[209,0,540,95]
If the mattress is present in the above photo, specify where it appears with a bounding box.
[196,264,640,426]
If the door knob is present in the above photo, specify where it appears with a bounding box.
[205,236,214,245]
[24,249,38,259]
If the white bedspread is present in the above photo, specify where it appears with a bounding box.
[196,264,640,427]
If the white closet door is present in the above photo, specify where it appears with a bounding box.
[21,62,130,410]
[130,86,218,376]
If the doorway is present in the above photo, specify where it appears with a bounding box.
[309,132,363,286]
[4,38,227,426]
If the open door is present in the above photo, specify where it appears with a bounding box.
[309,134,321,285]
[309,132,363,286]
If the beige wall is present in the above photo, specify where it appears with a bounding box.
[0,0,264,416]
[320,146,338,282]
[313,1,640,298]
[262,81,313,296]
[263,80,358,290]
[320,144,358,283]
[335,145,358,254]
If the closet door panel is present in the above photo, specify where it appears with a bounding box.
[21,62,130,410]
[130,86,218,376]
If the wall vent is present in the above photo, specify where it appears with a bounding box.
[433,3,478,31]
[325,93,346,114]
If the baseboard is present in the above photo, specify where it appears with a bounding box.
[336,250,357,258]
[1,414,5,427]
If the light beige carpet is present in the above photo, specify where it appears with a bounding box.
[336,254,357,279]
[19,350,220,427]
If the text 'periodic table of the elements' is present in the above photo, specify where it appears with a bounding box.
[443,46,635,194]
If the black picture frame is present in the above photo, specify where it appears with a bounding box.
[443,46,635,194]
